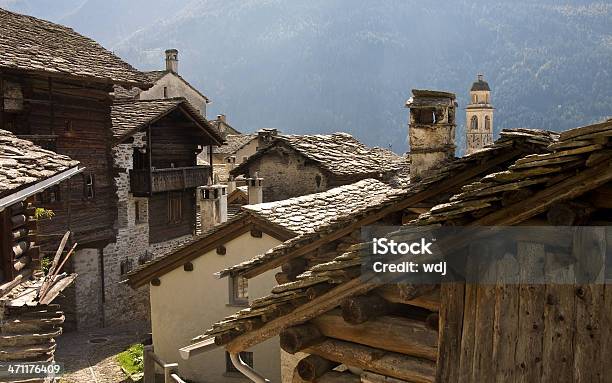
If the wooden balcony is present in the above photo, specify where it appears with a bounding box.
[130,166,210,196]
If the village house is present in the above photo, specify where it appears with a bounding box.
[115,49,211,117]
[0,8,226,330]
[0,130,80,369]
[108,97,224,326]
[125,178,401,383]
[230,131,408,202]
[189,97,612,383]
[0,7,153,329]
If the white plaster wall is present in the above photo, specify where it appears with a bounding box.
[139,73,207,116]
[150,231,283,383]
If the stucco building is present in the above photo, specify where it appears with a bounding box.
[116,49,211,117]
[125,178,398,382]
[465,74,494,155]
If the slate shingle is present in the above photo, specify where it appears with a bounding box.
[0,8,149,86]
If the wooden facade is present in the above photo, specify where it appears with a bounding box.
[1,71,118,248]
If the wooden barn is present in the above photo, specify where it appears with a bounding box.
[0,130,79,376]
[182,119,611,383]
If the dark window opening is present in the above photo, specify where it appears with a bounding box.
[168,192,183,223]
[470,116,479,131]
[135,200,143,224]
[133,148,148,170]
[485,116,491,131]
[36,185,61,204]
[163,86,168,98]
[315,175,322,188]
[229,275,249,306]
[226,352,253,373]
[83,173,95,199]
[120,258,133,275]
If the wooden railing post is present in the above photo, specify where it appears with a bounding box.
[143,345,155,383]
[164,363,179,383]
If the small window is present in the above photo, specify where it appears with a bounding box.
[315,175,322,188]
[135,200,143,224]
[83,173,95,199]
[163,86,168,98]
[485,116,491,131]
[120,258,133,275]
[36,185,61,204]
[229,275,248,306]
[226,351,253,373]
[168,192,183,223]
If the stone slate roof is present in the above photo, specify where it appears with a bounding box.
[111,98,224,144]
[217,128,557,279]
[0,8,149,87]
[125,179,397,286]
[243,179,396,236]
[213,134,256,155]
[413,122,612,226]
[0,130,79,199]
[202,122,612,347]
[231,133,406,178]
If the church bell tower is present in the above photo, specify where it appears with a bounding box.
[465,74,494,155]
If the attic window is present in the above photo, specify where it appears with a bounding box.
[163,86,168,98]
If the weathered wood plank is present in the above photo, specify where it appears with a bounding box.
[515,242,545,383]
[311,310,438,361]
[305,338,435,383]
[471,244,496,383]
[541,252,575,383]
[573,227,606,383]
[492,254,520,383]
[435,283,465,383]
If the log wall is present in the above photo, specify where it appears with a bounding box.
[1,71,116,248]
[436,232,611,382]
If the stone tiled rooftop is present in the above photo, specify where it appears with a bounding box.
[0,130,79,198]
[232,133,407,178]
[243,178,397,236]
[111,98,224,143]
[0,8,149,86]
[213,134,256,155]
[218,128,558,278]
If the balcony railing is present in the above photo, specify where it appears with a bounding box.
[130,166,210,196]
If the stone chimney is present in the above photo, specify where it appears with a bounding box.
[227,176,237,194]
[257,128,278,149]
[199,184,228,230]
[165,49,179,73]
[218,114,226,123]
[225,156,237,175]
[405,89,457,178]
[247,175,264,205]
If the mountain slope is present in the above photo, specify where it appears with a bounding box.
[3,0,611,153]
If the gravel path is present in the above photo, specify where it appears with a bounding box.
[56,322,150,383]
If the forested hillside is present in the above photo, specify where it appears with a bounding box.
[3,0,610,153]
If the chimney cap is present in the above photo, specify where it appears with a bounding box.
[165,48,179,54]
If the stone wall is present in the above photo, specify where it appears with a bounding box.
[71,132,196,329]
[245,150,328,202]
